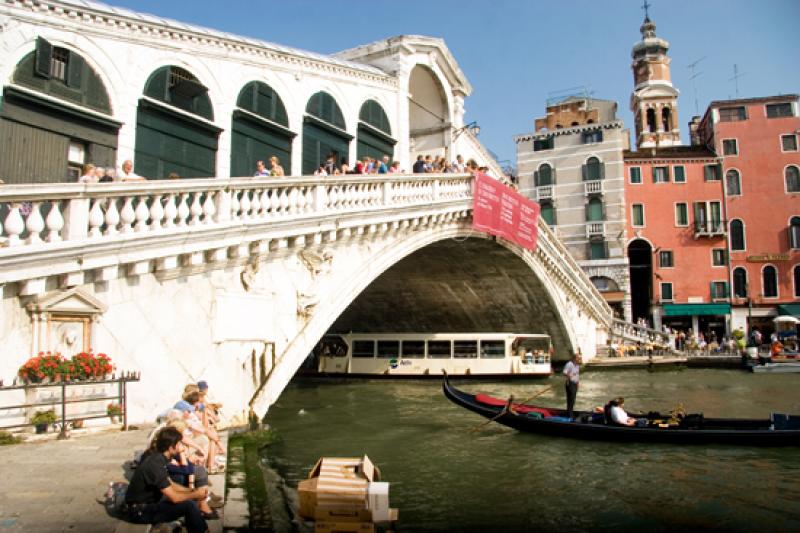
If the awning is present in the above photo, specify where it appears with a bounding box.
[777,304,800,317]
[662,303,731,317]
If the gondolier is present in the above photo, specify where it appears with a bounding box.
[562,352,581,419]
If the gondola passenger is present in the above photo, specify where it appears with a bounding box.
[606,397,637,426]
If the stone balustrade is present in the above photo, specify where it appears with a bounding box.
[610,317,671,345]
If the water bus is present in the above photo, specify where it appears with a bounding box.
[312,332,552,377]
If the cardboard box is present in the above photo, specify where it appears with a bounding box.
[367,482,390,522]
[314,522,375,533]
[307,456,381,482]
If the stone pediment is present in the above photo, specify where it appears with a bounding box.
[26,287,107,316]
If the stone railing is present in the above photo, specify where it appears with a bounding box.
[610,318,671,346]
[0,174,472,293]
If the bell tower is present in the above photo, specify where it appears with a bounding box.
[630,5,681,149]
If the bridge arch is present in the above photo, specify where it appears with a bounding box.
[251,223,592,415]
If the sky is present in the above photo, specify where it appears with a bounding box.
[108,0,800,166]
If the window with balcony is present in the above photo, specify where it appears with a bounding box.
[652,166,669,183]
[722,139,738,156]
[694,201,722,233]
[660,282,673,302]
[540,201,555,226]
[710,281,729,300]
[790,216,800,249]
[629,166,642,184]
[632,203,645,227]
[583,130,603,144]
[673,165,686,183]
[535,164,554,186]
[675,203,688,226]
[766,103,793,118]
[730,219,745,250]
[781,134,798,152]
[718,106,747,122]
[733,267,748,298]
[533,137,554,151]
[786,166,800,193]
[726,169,742,196]
[763,266,778,298]
[659,250,673,268]
[583,157,603,181]
[586,198,604,222]
[712,249,727,266]
[704,164,722,181]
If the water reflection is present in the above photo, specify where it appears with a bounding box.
[264,370,800,532]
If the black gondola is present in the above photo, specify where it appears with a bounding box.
[442,374,800,446]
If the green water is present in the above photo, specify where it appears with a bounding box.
[263,369,800,532]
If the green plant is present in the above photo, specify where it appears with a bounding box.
[107,403,123,417]
[17,352,66,383]
[0,430,21,446]
[30,409,57,425]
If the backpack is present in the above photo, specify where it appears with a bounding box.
[103,481,129,518]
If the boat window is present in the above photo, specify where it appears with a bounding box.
[480,340,506,358]
[352,340,375,358]
[377,340,400,358]
[453,340,478,358]
[401,340,425,358]
[427,340,452,358]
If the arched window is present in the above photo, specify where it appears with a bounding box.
[357,99,395,161]
[661,107,671,131]
[790,216,800,249]
[540,202,555,226]
[786,166,800,193]
[762,265,778,298]
[136,66,219,179]
[794,265,800,298]
[591,276,620,292]
[733,267,748,298]
[536,164,553,186]
[584,157,603,181]
[586,197,604,222]
[726,169,741,196]
[646,108,656,133]
[303,91,351,175]
[230,81,293,177]
[730,219,745,251]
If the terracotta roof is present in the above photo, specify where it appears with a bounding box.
[623,146,718,160]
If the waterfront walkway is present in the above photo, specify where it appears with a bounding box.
[0,427,228,533]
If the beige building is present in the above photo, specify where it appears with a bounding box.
[516,97,631,319]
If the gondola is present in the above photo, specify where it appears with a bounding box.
[442,374,800,446]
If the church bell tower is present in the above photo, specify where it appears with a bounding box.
[630,9,681,149]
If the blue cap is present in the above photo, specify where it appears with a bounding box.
[197,380,209,391]
[174,400,194,412]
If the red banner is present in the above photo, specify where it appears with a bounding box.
[471,172,540,251]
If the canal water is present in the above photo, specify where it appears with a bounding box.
[262,369,800,532]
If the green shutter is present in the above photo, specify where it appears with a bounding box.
[35,37,52,79]
[302,119,350,175]
[66,52,83,88]
[533,170,539,187]
[230,111,294,177]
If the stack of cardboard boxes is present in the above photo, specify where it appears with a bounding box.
[298,456,398,532]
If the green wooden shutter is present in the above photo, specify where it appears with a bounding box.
[35,37,52,79]
[67,53,84,88]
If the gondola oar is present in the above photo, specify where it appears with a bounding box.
[469,384,554,433]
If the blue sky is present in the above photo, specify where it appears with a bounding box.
[109,0,800,165]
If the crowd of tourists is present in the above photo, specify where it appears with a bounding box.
[123,380,225,533]
[77,160,146,183]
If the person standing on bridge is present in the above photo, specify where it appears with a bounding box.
[562,351,582,420]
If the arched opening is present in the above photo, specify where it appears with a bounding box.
[357,99,395,163]
[535,163,553,186]
[726,169,741,196]
[408,65,449,158]
[646,108,657,133]
[539,201,555,226]
[302,91,352,175]
[628,239,653,323]
[786,166,800,193]
[661,107,671,131]
[730,219,745,251]
[733,267,748,298]
[135,65,219,179]
[585,197,604,222]
[0,38,120,183]
[790,216,800,249]
[762,265,778,298]
[794,265,800,298]
[230,81,294,177]
[583,156,603,181]
[591,276,624,318]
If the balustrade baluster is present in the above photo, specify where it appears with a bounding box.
[305,187,314,213]
[328,186,339,210]
[296,187,307,212]
[258,188,270,217]
[189,193,203,225]
[203,191,217,222]
[150,195,164,231]
[279,189,290,214]
[229,190,241,220]
[250,189,261,217]
[268,188,280,216]
[239,190,251,219]
[163,194,177,228]
[120,197,135,233]
[88,199,105,238]
[105,198,120,235]
[134,196,150,232]
[45,201,64,242]
[25,202,44,244]
[176,194,190,227]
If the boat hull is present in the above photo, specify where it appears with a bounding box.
[442,375,800,446]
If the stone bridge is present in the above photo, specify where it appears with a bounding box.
[0,173,611,423]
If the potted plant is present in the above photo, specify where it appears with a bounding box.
[31,409,57,434]
[17,352,66,384]
[107,403,123,423]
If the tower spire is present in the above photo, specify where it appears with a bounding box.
[642,0,652,21]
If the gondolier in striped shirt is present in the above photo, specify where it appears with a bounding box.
[563,352,582,420]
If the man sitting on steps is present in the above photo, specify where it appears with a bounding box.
[125,427,209,533]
